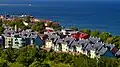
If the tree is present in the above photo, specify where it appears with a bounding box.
[1,48,19,62]
[32,22,45,33]
[70,26,78,31]
[16,46,45,66]
[99,32,112,42]
[90,30,100,37]
[0,48,3,56]
[80,29,91,35]
[0,19,4,34]
[0,27,4,34]
[9,62,25,67]
[29,61,50,67]
[51,22,62,31]
[0,57,9,67]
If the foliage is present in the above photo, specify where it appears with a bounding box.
[29,61,50,67]
[31,22,45,33]
[9,62,25,67]
[80,28,91,35]
[0,57,9,67]
[51,22,62,31]
[70,26,78,31]
[0,46,120,67]
[90,30,100,37]
[73,55,97,67]
[1,48,19,62]
[99,32,112,42]
[0,19,4,34]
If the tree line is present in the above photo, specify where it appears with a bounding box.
[0,46,120,67]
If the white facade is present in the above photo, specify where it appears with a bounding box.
[61,43,69,52]
[53,44,59,51]
[76,45,83,53]
[90,50,96,58]
[12,37,25,49]
[45,40,53,48]
[5,37,13,48]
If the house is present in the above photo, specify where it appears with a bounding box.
[44,32,119,58]
[12,34,25,49]
[103,50,116,58]
[69,40,78,52]
[20,29,43,48]
[2,26,43,49]
[79,33,89,39]
[115,50,120,57]
[2,29,15,48]
[90,49,96,58]
[45,27,54,32]
[61,28,78,35]
[44,34,58,49]
[55,38,63,51]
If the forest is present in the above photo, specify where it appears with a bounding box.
[0,46,120,67]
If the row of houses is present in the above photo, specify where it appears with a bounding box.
[0,25,43,49]
[43,29,120,58]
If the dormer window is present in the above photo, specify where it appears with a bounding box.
[15,38,18,41]
[24,34,27,36]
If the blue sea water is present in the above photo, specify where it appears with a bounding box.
[0,1,120,35]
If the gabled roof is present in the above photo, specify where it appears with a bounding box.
[78,39,89,45]
[98,47,108,56]
[84,44,92,51]
[64,37,74,42]
[115,50,120,56]
[70,40,79,47]
[56,38,64,44]
[105,44,115,50]
[89,37,101,44]
[68,39,75,46]
[93,42,103,50]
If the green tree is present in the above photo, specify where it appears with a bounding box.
[1,48,19,62]
[90,30,100,37]
[0,57,9,67]
[9,62,25,67]
[51,23,62,31]
[32,22,45,33]
[73,55,97,67]
[0,19,4,34]
[80,29,91,35]
[70,26,78,31]
[99,32,112,42]
[29,61,50,67]
[16,46,45,66]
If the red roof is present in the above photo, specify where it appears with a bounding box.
[111,47,119,54]
[71,33,89,39]
[46,29,53,32]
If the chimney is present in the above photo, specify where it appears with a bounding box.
[15,25,17,32]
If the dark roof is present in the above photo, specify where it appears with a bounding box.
[105,44,115,50]
[70,40,79,47]
[98,47,108,55]
[84,44,92,51]
[115,50,120,56]
[93,42,103,50]
[89,37,101,44]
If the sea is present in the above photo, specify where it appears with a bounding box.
[0,1,120,35]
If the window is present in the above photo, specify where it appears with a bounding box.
[8,41,11,43]
[15,42,19,44]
